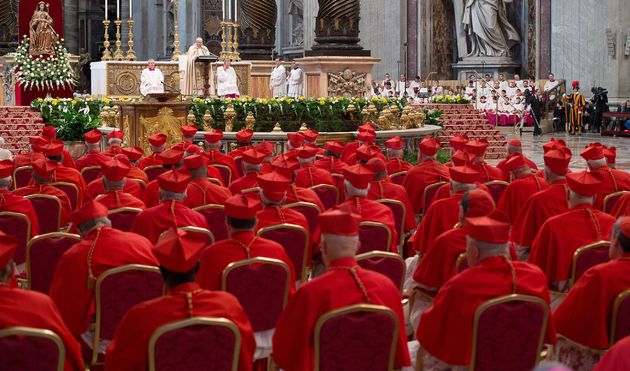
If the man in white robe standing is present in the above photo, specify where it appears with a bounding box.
[140,59,164,96]
[216,59,240,98]
[287,61,303,98]
[183,38,210,96]
[269,57,287,98]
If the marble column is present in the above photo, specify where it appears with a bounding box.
[406,0,418,77]
[538,0,552,76]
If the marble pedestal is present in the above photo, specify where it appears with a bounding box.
[452,57,520,80]
[295,56,381,98]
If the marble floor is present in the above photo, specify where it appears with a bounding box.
[492,129,630,171]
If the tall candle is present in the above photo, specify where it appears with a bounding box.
[234,0,237,22]
[222,0,225,20]
[105,0,108,19]
[129,0,132,17]
[227,0,231,21]
[116,0,119,18]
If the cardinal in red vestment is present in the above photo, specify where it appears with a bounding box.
[105,227,255,371]
[138,133,167,170]
[75,129,110,171]
[203,130,239,185]
[227,129,254,164]
[102,130,124,157]
[92,157,145,210]
[384,136,413,175]
[84,155,143,201]
[495,138,538,179]
[39,139,87,206]
[120,147,149,184]
[0,160,39,246]
[41,126,75,168]
[294,146,335,189]
[182,154,231,208]
[180,124,198,143]
[340,128,375,164]
[594,336,630,370]
[13,136,46,169]
[229,148,265,194]
[315,141,347,174]
[581,144,630,210]
[272,205,411,371]
[466,138,506,182]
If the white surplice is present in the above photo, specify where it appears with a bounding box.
[270,65,287,98]
[287,67,303,98]
[216,66,239,97]
[140,68,164,96]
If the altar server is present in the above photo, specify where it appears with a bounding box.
[270,57,287,98]
[140,59,164,96]
[216,59,239,98]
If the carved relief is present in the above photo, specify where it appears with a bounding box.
[0,0,18,53]
[526,0,536,78]
[327,68,366,98]
[106,63,180,97]
[202,0,224,56]
[431,0,455,79]
[139,107,185,152]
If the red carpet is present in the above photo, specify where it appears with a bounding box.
[0,107,44,154]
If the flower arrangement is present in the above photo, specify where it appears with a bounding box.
[31,96,106,141]
[14,36,77,90]
[430,94,471,104]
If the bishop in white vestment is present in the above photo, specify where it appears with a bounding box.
[216,59,240,98]
[270,58,287,98]
[140,59,164,96]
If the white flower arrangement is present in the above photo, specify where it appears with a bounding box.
[14,37,77,90]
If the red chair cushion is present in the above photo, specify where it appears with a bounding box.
[613,294,630,343]
[312,187,337,210]
[574,247,610,283]
[196,208,228,242]
[381,202,403,239]
[29,236,78,293]
[604,193,624,214]
[234,157,244,178]
[358,225,389,254]
[145,167,167,182]
[390,173,406,185]
[14,168,33,189]
[0,334,61,371]
[0,215,29,265]
[27,197,61,234]
[213,165,232,186]
[318,310,396,371]
[286,205,319,236]
[52,184,79,211]
[108,211,141,232]
[259,227,307,280]
[423,185,442,212]
[357,256,404,290]
[81,168,102,185]
[153,324,237,371]
[486,183,508,205]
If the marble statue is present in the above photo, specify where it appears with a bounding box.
[454,0,520,58]
[288,0,304,47]
[29,1,59,55]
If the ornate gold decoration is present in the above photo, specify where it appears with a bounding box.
[378,109,392,130]
[245,111,256,130]
[327,68,367,98]
[272,122,283,132]
[140,107,185,153]
[389,104,400,128]
[99,105,111,126]
[126,19,136,61]
[187,110,196,125]
[298,122,308,132]
[202,110,213,131]
[220,21,228,60]
[122,114,131,145]
[223,104,236,132]
[367,103,377,123]
[113,19,124,60]
[102,19,112,60]
[171,0,181,61]
[105,62,180,97]
[231,23,241,61]
[111,105,121,127]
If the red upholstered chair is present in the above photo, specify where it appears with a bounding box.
[144,165,167,182]
[376,199,406,250]
[80,166,102,185]
[233,156,244,178]
[283,202,321,236]
[358,221,392,254]
[50,182,80,211]
[257,223,309,283]
[315,304,399,371]
[107,207,143,232]
[193,204,228,242]
[603,191,627,214]
[422,181,447,216]
[12,166,33,190]
[129,178,146,194]
[221,258,290,334]
[356,251,405,291]
[332,173,344,190]
[485,180,510,205]
[26,232,80,294]
[309,184,339,210]
[180,226,215,246]
[242,187,261,194]
[91,264,163,366]
[569,241,610,287]
[456,252,470,273]
[389,171,407,185]
[467,294,549,371]
[610,289,630,345]
[0,211,31,265]
[24,194,63,234]
[212,164,233,186]
[148,317,241,371]
[0,326,66,371]
[208,177,223,186]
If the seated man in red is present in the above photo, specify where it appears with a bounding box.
[0,160,39,248]
[340,124,375,163]
[495,138,538,179]
[93,156,145,210]
[529,171,615,292]
[14,159,72,228]
[105,227,255,371]
[415,215,555,369]
[228,128,254,159]
[13,136,46,169]
[581,144,630,210]
[41,125,75,168]
[0,231,84,371]
[445,134,468,166]
[182,144,223,184]
[180,124,198,143]
[120,147,149,185]
[294,146,335,189]
[553,216,630,370]
[138,133,167,170]
[143,148,185,207]
[594,336,630,370]
[85,155,143,201]
[314,141,347,174]
[183,154,231,208]
[466,138,506,182]
[384,136,412,175]
[272,205,411,371]
[103,130,124,157]
[403,135,450,215]
[40,139,87,206]
[496,153,548,224]
[511,146,571,260]
[203,129,239,184]
[75,129,110,171]
[603,145,616,168]
[229,148,265,194]
[49,200,157,342]
[132,170,208,244]
[271,155,326,212]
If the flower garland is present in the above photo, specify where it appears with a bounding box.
[14,36,77,90]
[430,94,471,104]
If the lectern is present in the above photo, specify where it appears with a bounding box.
[196,54,219,98]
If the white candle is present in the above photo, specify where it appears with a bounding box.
[105,0,108,19]
[234,0,237,22]
[129,0,132,17]
[228,0,231,21]
[222,0,225,20]
[116,0,119,18]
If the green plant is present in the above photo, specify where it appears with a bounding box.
[31,97,107,141]
[14,37,76,90]
[403,150,418,165]
[436,148,451,164]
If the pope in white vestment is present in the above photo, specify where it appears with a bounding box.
[287,62,303,98]
[183,38,210,96]
[140,59,164,96]
[216,59,239,97]
[270,58,287,98]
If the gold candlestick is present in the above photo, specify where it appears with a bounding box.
[126,19,136,61]
[232,23,240,61]
[219,21,228,60]
[171,0,181,61]
[226,22,233,60]
[113,19,124,60]
[102,19,112,60]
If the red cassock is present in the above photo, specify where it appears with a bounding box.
[496,174,548,224]
[131,200,208,244]
[95,190,146,210]
[13,184,73,226]
[184,178,232,208]
[591,167,630,210]
[553,254,630,350]
[0,190,39,238]
[413,193,463,254]
[529,205,615,283]
[51,166,87,205]
[75,151,110,171]
[433,182,490,202]
[402,160,450,214]
[205,150,240,182]
[229,173,259,194]
[85,178,142,201]
[471,162,506,182]
[336,197,398,253]
[49,227,157,337]
[385,158,413,175]
[13,152,45,168]
[294,164,335,188]
[204,166,225,185]
[367,179,416,232]
[137,152,163,170]
[345,151,387,167]
[256,206,315,262]
[413,227,466,290]
[339,142,361,163]
[593,336,630,370]
[272,257,411,371]
[61,150,75,169]
[126,166,149,184]
[417,256,556,366]
[496,154,538,179]
[510,180,568,248]
[314,157,348,175]
[0,285,84,371]
[611,191,630,217]
[227,147,252,159]
[103,145,124,157]
[104,282,256,371]
[284,184,326,212]
[196,231,296,291]
[143,180,160,207]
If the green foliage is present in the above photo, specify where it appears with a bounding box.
[14,37,76,90]
[437,148,451,164]
[403,150,418,165]
[31,97,107,141]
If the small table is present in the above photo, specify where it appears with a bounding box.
[196,54,219,98]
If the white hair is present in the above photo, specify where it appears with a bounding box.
[387,148,403,159]
[419,152,437,161]
[86,143,100,151]
[451,180,476,193]
[0,176,11,189]
[298,157,315,164]
[321,233,359,258]
[242,162,261,174]
[512,166,531,176]
[587,158,607,169]
[159,189,186,202]
[568,189,594,207]
[543,165,565,181]
[150,145,165,153]
[260,190,284,206]
[344,180,369,197]
[102,176,126,190]
[77,216,112,235]
[467,236,509,258]
[506,144,522,154]
[205,141,221,150]
[108,138,122,145]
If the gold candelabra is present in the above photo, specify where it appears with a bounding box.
[126,19,136,61]
[220,21,228,60]
[223,105,236,132]
[219,21,240,61]
[113,19,124,60]
[202,110,214,131]
[231,23,241,61]
[171,0,181,61]
[102,19,112,60]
